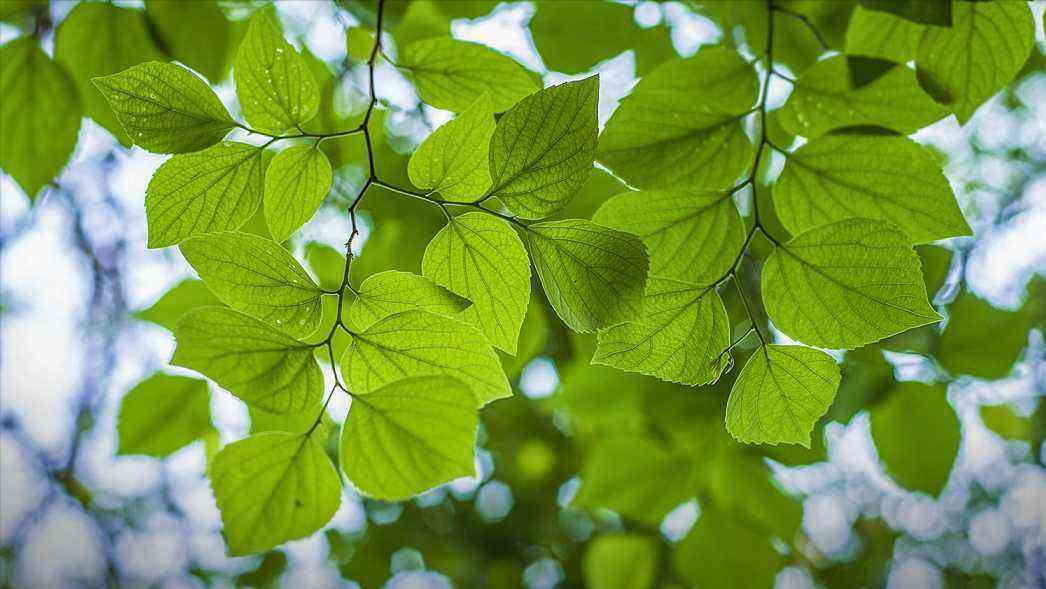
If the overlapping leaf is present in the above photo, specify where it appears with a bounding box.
[117,373,213,457]
[264,145,333,242]
[350,270,470,330]
[845,5,923,63]
[408,94,495,201]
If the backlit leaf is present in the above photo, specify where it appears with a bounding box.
[264,145,333,242]
[117,373,213,457]
[845,5,923,63]
[350,270,470,330]
[144,0,230,84]
[134,279,222,331]
[408,94,495,202]
[858,0,950,27]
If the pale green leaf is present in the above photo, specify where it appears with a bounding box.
[524,219,648,333]
[870,382,959,496]
[583,534,658,589]
[117,373,213,457]
[340,375,477,500]
[264,145,333,242]
[134,279,222,331]
[398,37,538,112]
[726,345,841,447]
[762,218,941,349]
[407,94,495,202]
[54,2,164,145]
[340,310,511,406]
[777,55,946,137]
[773,135,970,243]
[916,1,1035,123]
[845,5,923,63]
[145,142,266,247]
[93,62,235,154]
[593,189,744,284]
[144,0,230,84]
[421,213,531,353]
[593,278,730,386]
[350,270,471,330]
[172,307,323,413]
[980,404,1031,441]
[0,37,82,201]
[598,47,757,190]
[180,232,325,338]
[674,507,783,589]
[249,404,321,435]
[346,28,375,62]
[488,76,599,219]
[234,11,320,134]
[211,432,340,555]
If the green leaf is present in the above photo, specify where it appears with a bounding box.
[234,11,320,134]
[0,37,82,201]
[981,404,1031,441]
[598,48,757,190]
[54,2,164,145]
[777,55,946,138]
[916,1,1035,123]
[773,135,969,243]
[398,37,538,112]
[249,404,321,435]
[674,507,783,589]
[346,28,375,62]
[407,94,495,202]
[350,270,471,330]
[593,278,730,386]
[180,232,325,338]
[134,279,222,331]
[574,436,695,528]
[936,284,1045,380]
[304,242,345,291]
[583,534,658,589]
[340,310,511,406]
[726,345,841,447]
[340,375,477,500]
[117,373,213,457]
[488,76,599,219]
[93,62,236,154]
[870,382,959,496]
[845,5,924,63]
[762,218,941,349]
[145,0,231,84]
[0,0,46,24]
[530,0,675,76]
[210,432,340,555]
[172,307,323,413]
[145,142,266,247]
[263,145,333,242]
[593,190,744,284]
[858,0,950,26]
[524,219,648,333]
[421,213,531,354]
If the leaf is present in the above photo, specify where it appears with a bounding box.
[398,37,537,112]
[487,76,599,219]
[0,37,82,201]
[777,55,945,138]
[249,404,321,435]
[134,279,222,331]
[593,278,730,386]
[407,94,495,202]
[144,0,231,84]
[145,142,266,247]
[936,283,1045,380]
[524,219,648,333]
[340,375,477,501]
[346,28,375,62]
[916,1,1035,123]
[981,404,1031,442]
[593,190,744,284]
[773,135,969,243]
[117,373,213,457]
[340,310,511,406]
[597,47,757,190]
[870,382,959,496]
[845,5,924,63]
[172,307,323,413]
[180,232,326,338]
[726,345,841,447]
[210,432,340,555]
[54,2,164,145]
[858,0,950,26]
[93,62,236,154]
[674,507,782,589]
[421,213,531,353]
[263,145,333,242]
[234,11,320,134]
[762,218,941,349]
[350,270,471,330]
[574,436,695,528]
[583,534,658,589]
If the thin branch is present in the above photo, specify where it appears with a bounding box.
[772,4,831,50]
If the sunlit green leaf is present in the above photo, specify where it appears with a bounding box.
[264,145,333,242]
[408,94,495,202]
[350,270,470,330]
[845,5,924,63]
[117,373,213,457]
[134,279,223,331]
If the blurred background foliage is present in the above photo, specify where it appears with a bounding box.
[1,0,1045,587]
